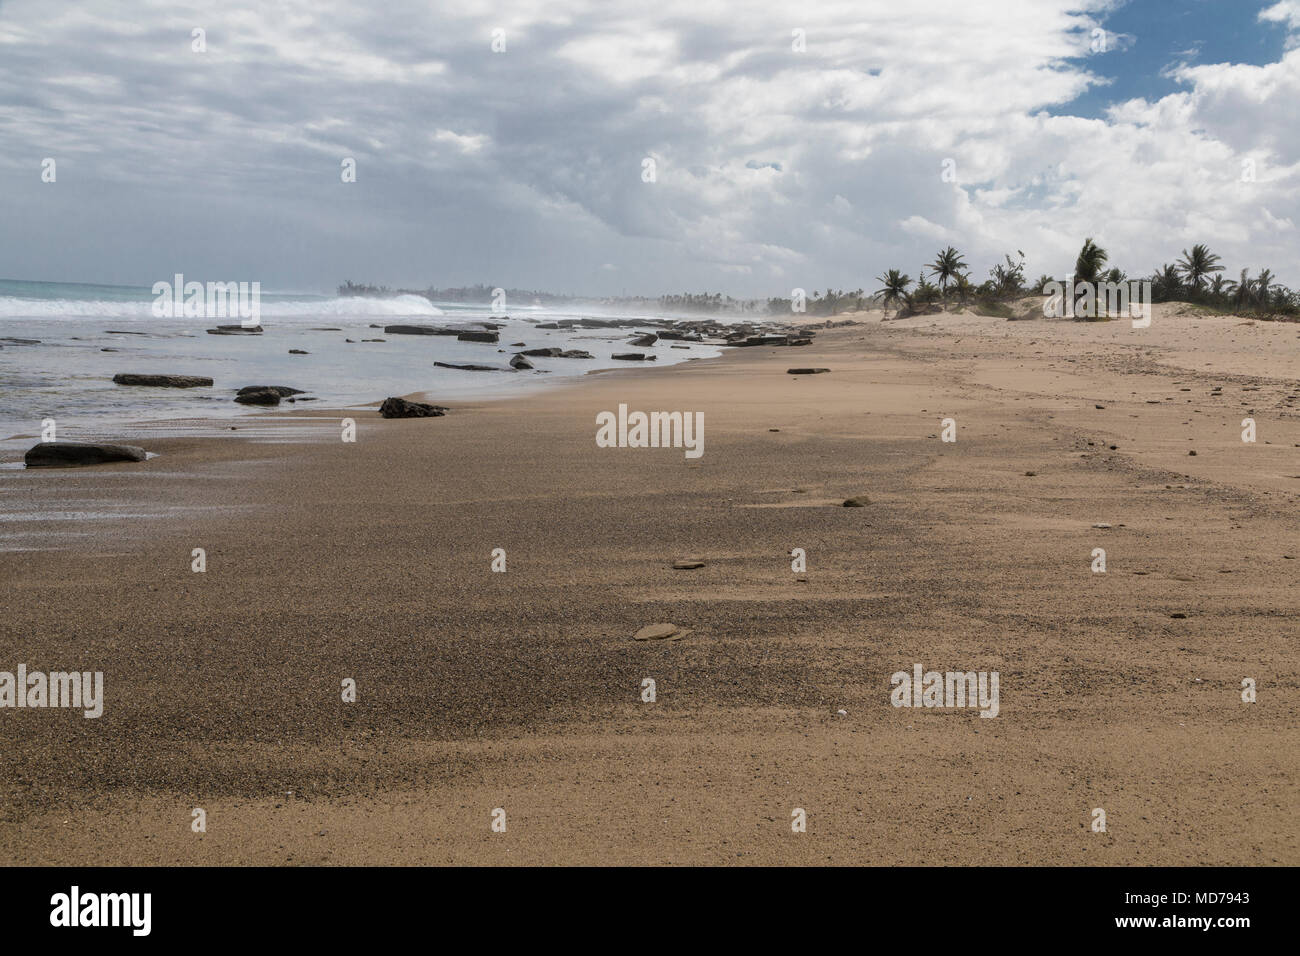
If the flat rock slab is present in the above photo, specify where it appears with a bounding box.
[612,353,657,361]
[842,497,869,507]
[633,623,689,641]
[672,560,706,569]
[378,397,448,418]
[456,330,499,343]
[383,325,458,335]
[113,373,213,387]
[788,368,830,375]
[434,361,510,371]
[25,442,147,467]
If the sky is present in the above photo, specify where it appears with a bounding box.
[1,0,1298,298]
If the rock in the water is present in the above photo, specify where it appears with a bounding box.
[509,354,534,370]
[519,347,593,359]
[634,623,685,641]
[0,337,41,345]
[25,442,147,467]
[456,330,499,343]
[206,325,263,335]
[383,325,458,335]
[673,560,705,569]
[842,496,869,507]
[788,368,830,375]
[237,385,304,397]
[378,397,448,418]
[630,333,658,347]
[434,361,508,371]
[612,353,656,361]
[234,388,281,405]
[113,373,213,388]
[289,349,309,354]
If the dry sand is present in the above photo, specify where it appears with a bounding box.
[1,306,1297,865]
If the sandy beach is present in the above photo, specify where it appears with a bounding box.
[1,305,1296,866]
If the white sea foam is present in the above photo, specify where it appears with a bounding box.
[0,293,442,321]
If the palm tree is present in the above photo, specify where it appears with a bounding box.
[926,246,967,296]
[1209,274,1230,300]
[1074,238,1108,284]
[1152,263,1182,301]
[1255,268,1276,308]
[875,269,912,315]
[951,273,975,306]
[1177,244,1224,296]
[1229,269,1253,311]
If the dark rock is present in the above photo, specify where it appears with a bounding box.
[206,325,263,334]
[456,330,499,343]
[787,368,829,375]
[113,373,213,388]
[519,347,594,359]
[25,442,147,467]
[509,354,535,370]
[234,388,281,406]
[237,385,303,397]
[383,325,457,335]
[535,322,560,329]
[1,337,41,345]
[435,361,508,371]
[378,397,448,418]
[289,349,309,354]
[612,353,656,361]
[630,333,658,347]
[842,497,869,507]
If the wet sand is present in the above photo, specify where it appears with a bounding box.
[1,306,1297,865]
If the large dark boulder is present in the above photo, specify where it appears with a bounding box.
[113,373,213,388]
[25,442,147,467]
[630,333,658,347]
[234,388,282,405]
[509,354,534,370]
[378,397,448,418]
[236,385,304,397]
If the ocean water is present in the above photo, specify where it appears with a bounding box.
[0,278,722,452]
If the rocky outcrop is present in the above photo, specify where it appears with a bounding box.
[434,361,507,371]
[113,373,213,387]
[237,385,304,397]
[630,333,658,347]
[234,388,282,405]
[383,325,458,335]
[25,442,147,467]
[378,397,448,418]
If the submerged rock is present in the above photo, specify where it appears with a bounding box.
[237,385,304,397]
[113,373,213,387]
[25,442,147,467]
[456,330,499,343]
[206,325,263,335]
[434,361,509,371]
[378,397,448,418]
[234,388,281,405]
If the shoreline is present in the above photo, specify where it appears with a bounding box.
[1,310,1297,865]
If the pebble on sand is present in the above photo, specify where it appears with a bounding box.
[672,560,705,569]
[842,497,869,507]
